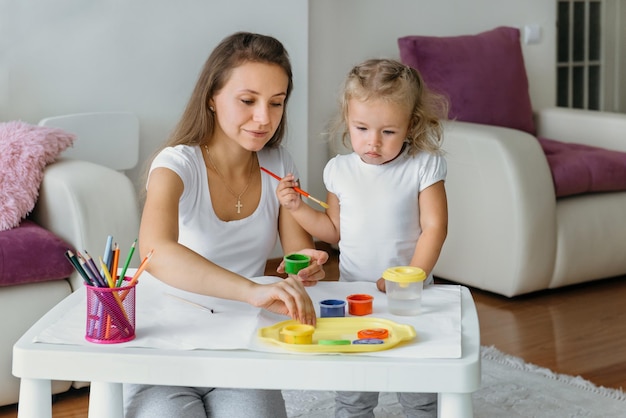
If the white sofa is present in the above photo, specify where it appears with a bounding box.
[0,112,141,407]
[0,158,140,406]
[434,107,626,297]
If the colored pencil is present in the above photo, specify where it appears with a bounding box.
[116,239,137,287]
[98,256,131,322]
[76,251,99,285]
[121,249,153,301]
[260,167,329,209]
[111,243,120,284]
[64,250,94,286]
[99,256,116,288]
[83,251,106,287]
[102,235,113,276]
[104,314,112,339]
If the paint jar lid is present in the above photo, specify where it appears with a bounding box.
[346,294,373,303]
[319,299,346,307]
[318,339,351,345]
[357,328,389,339]
[353,338,385,345]
[382,266,426,283]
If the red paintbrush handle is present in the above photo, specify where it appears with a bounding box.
[260,166,281,181]
[260,167,309,197]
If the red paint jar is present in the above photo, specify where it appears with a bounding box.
[346,294,373,316]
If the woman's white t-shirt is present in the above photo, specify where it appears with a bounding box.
[148,145,299,278]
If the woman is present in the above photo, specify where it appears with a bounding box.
[125,31,328,418]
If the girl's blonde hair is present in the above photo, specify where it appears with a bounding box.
[331,58,448,156]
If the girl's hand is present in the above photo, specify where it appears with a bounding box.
[278,248,329,286]
[249,276,316,325]
[276,173,303,211]
[376,277,386,293]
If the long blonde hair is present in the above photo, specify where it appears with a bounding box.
[331,58,448,156]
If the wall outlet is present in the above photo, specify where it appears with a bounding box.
[524,24,542,44]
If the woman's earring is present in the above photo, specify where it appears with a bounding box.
[209,106,215,112]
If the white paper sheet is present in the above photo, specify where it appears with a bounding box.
[34,272,461,358]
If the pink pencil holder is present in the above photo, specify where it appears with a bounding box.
[85,278,136,344]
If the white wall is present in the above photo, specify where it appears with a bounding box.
[1,0,556,205]
[0,0,309,193]
[307,0,557,199]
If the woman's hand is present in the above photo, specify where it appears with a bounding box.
[249,276,316,325]
[278,248,329,286]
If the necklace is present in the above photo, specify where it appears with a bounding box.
[204,145,255,214]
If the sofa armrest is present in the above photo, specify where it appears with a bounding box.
[436,120,557,296]
[535,107,626,152]
[31,159,140,291]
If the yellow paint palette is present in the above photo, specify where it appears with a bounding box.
[258,317,416,353]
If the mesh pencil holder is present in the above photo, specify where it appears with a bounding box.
[85,278,136,344]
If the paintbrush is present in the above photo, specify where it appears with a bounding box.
[260,167,329,209]
[164,293,214,313]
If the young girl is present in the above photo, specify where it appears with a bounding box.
[125,32,329,418]
[276,58,448,417]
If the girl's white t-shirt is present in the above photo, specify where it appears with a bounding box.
[324,150,446,284]
[148,145,298,278]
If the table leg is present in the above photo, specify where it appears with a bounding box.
[17,378,51,418]
[88,381,124,418]
[438,392,473,418]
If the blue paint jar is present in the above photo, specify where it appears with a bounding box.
[319,299,346,317]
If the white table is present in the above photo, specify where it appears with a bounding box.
[13,285,480,418]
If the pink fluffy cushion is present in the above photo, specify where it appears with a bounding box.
[538,137,626,198]
[0,121,76,231]
[398,26,536,134]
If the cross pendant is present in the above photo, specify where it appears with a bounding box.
[235,199,243,214]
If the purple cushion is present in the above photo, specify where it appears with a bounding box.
[0,220,74,286]
[398,26,536,134]
[539,137,626,198]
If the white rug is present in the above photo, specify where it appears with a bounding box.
[283,345,626,417]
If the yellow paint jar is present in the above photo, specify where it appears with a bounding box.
[280,324,315,344]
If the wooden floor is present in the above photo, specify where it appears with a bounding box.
[2,243,625,417]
